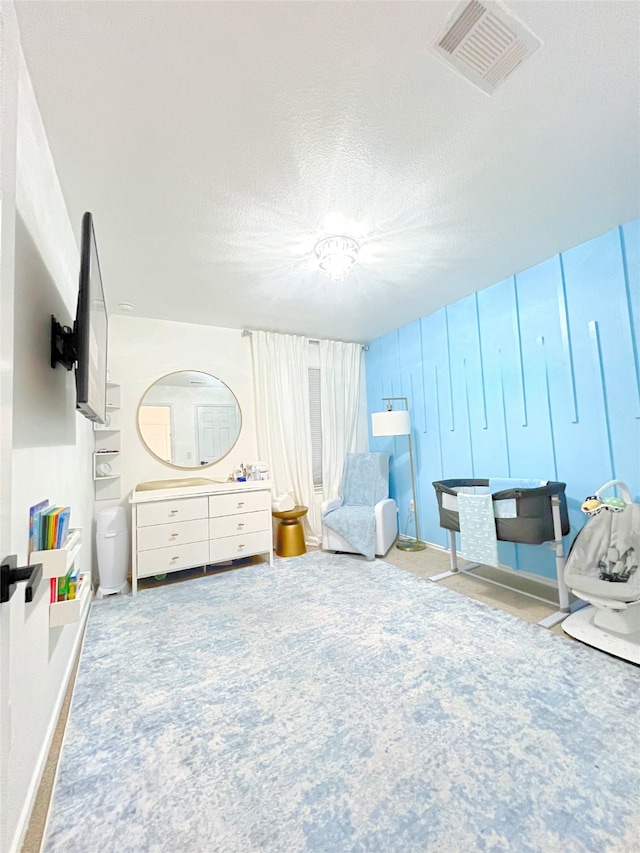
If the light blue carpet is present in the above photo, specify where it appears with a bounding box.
[44,551,640,852]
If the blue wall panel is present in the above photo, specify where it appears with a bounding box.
[621,221,640,415]
[418,314,448,547]
[366,221,640,581]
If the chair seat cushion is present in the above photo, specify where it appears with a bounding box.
[322,505,377,560]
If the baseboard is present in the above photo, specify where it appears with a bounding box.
[10,594,91,853]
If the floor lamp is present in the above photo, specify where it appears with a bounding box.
[371,397,426,552]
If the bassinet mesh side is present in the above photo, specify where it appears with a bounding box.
[432,479,569,545]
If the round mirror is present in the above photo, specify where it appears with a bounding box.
[137,370,242,469]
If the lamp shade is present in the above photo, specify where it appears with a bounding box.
[371,409,411,437]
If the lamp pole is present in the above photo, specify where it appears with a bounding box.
[381,397,425,551]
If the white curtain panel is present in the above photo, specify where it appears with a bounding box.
[251,331,319,543]
[319,339,364,502]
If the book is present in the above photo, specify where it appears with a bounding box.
[56,507,71,548]
[29,500,49,555]
[57,574,66,602]
[57,570,72,602]
[68,570,79,601]
[49,508,64,550]
[40,507,59,550]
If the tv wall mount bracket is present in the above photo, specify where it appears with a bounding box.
[50,314,77,371]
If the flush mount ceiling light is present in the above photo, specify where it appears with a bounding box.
[314,235,360,284]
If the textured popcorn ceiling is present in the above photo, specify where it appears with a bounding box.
[14,1,640,342]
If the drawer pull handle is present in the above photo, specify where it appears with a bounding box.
[170,533,179,538]
[237,501,244,508]
[171,555,180,561]
[237,543,245,550]
[237,523,245,529]
[169,509,179,515]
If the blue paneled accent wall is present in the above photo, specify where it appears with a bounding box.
[366,221,639,579]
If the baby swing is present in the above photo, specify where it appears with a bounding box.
[563,480,640,664]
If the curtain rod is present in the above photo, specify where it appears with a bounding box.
[241,329,368,351]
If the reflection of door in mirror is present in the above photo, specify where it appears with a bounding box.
[139,405,172,462]
[137,370,242,469]
[197,406,240,465]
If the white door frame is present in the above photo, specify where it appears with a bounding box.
[138,403,173,463]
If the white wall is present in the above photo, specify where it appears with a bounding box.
[108,315,259,508]
[0,3,20,851]
[108,318,371,510]
[1,16,95,851]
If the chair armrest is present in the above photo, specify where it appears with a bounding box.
[321,498,341,514]
[374,498,398,555]
[374,498,397,523]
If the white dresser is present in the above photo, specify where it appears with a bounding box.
[130,479,273,594]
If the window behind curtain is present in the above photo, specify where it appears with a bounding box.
[308,366,323,489]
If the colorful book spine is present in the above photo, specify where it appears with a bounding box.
[56,507,71,548]
[29,499,49,555]
[32,503,78,608]
[57,570,73,603]
[39,507,54,551]
[49,508,64,550]
[30,503,73,553]
[68,570,79,601]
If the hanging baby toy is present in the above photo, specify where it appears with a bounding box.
[581,493,627,516]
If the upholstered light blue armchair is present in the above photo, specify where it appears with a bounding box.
[321,453,398,559]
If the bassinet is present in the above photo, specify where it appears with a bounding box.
[432,479,569,545]
[430,478,572,627]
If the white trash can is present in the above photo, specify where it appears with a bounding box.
[96,506,130,598]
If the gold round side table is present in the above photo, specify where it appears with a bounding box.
[272,506,308,557]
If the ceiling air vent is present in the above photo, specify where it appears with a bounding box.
[429,0,542,95]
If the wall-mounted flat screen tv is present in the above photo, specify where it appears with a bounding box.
[51,211,108,424]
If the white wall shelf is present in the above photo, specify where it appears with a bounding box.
[106,382,120,409]
[49,573,91,628]
[29,529,91,627]
[95,476,121,501]
[94,381,121,499]
[30,528,81,579]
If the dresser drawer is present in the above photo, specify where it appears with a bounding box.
[209,510,270,539]
[137,540,210,578]
[209,530,272,564]
[136,496,208,527]
[137,518,209,552]
[209,490,271,518]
